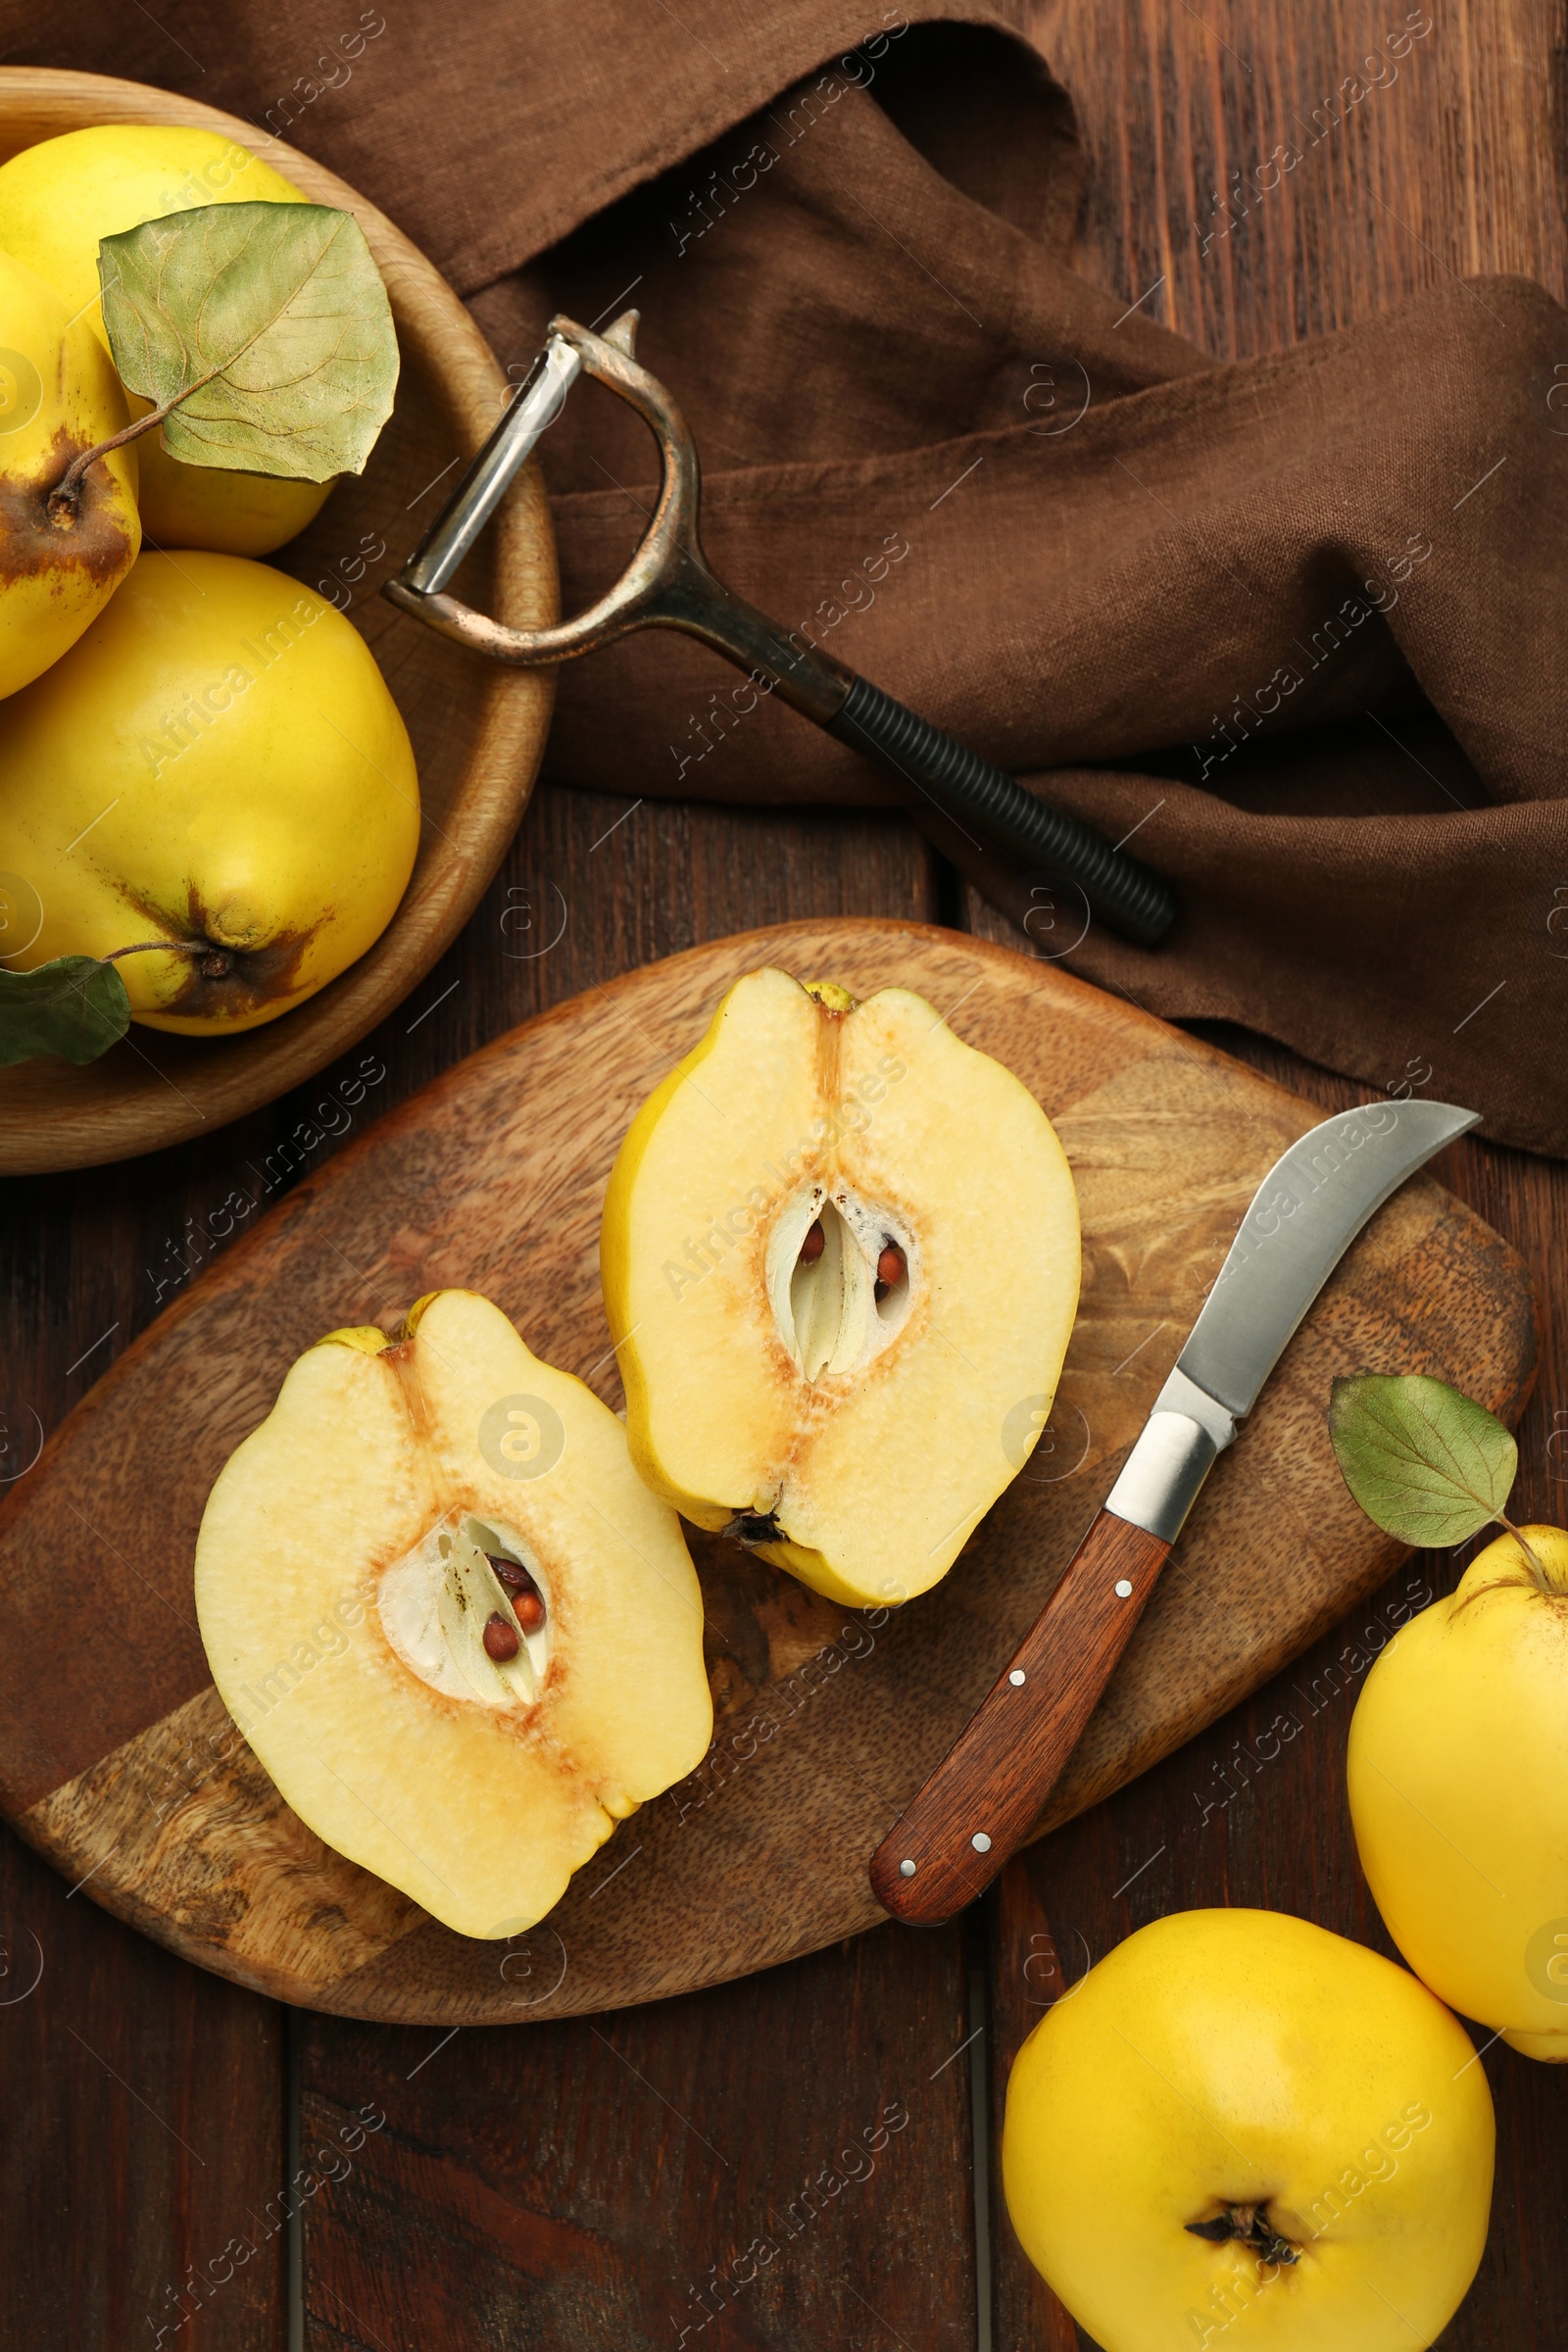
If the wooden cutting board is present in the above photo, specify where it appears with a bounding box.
[0,920,1536,2024]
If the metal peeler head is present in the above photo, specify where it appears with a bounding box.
[384,309,855,724]
[385,308,711,666]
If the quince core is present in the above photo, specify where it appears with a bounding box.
[194,1290,712,1939]
[601,967,1080,1607]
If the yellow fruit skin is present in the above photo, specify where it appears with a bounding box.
[1002,1909,1494,2352]
[0,248,140,697]
[0,124,333,554]
[601,1005,731,1514]
[1348,1524,1568,2062]
[0,549,418,1032]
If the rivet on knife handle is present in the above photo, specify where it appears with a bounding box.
[867,1507,1170,1924]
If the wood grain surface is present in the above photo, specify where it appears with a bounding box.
[0,69,557,1176]
[0,918,1535,2025]
[1,1,1565,2347]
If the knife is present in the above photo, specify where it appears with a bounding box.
[867,1096,1480,1925]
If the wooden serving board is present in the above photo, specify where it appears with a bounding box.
[0,921,1536,2024]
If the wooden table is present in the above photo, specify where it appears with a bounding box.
[4,4,1563,2344]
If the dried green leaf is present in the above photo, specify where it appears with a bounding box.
[0,956,129,1065]
[99,201,398,481]
[1328,1373,1517,1548]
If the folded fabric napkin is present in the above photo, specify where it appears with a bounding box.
[12,0,1565,1149]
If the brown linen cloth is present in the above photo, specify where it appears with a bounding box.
[6,2,1566,1149]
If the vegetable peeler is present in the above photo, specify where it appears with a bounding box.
[384,310,1177,949]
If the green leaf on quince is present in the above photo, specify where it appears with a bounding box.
[1328,1372,1517,1548]
[0,955,130,1066]
[98,200,398,480]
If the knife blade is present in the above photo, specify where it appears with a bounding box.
[868,1096,1480,1925]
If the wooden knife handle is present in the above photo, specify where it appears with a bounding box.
[868,1511,1170,1924]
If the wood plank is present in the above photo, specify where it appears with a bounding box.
[0,905,1533,2023]
[0,1820,285,2350]
[300,1919,974,2352]
[1027,0,1568,356]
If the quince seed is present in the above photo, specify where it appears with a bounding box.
[483,1611,521,1661]
[488,1551,547,1630]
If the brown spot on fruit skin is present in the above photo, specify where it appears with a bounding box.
[163,926,316,1020]
[116,882,321,1022]
[0,426,134,590]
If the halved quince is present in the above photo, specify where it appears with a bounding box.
[194,1289,711,1938]
[601,969,1080,1607]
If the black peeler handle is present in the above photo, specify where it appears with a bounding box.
[827,674,1175,947]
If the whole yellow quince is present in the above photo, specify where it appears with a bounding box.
[0,124,335,555]
[0,549,418,1032]
[1002,1908,1494,2351]
[0,247,140,698]
[1348,1523,1568,2061]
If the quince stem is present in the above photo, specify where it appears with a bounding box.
[1452,1513,1553,1613]
[1494,1511,1551,1592]
[101,940,206,960]
[46,358,230,524]
[101,939,234,980]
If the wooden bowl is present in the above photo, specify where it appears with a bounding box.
[0,69,557,1175]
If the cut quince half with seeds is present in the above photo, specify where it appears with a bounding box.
[601,968,1080,1607]
[194,1290,711,1939]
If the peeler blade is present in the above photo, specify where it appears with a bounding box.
[402,334,580,597]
